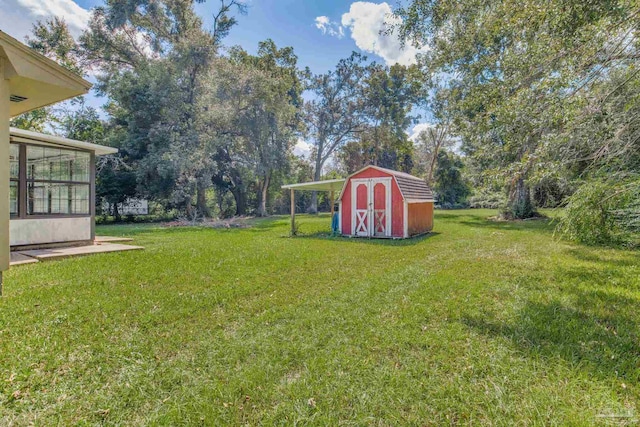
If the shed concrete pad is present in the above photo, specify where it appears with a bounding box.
[10,252,39,266]
[20,243,143,261]
[95,236,134,243]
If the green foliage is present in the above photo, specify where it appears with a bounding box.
[205,40,303,217]
[339,125,414,173]
[9,109,50,133]
[412,123,455,184]
[433,150,470,207]
[506,197,534,220]
[304,52,369,212]
[468,190,506,209]
[557,177,640,247]
[27,17,84,75]
[394,0,640,227]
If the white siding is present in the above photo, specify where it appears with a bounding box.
[10,217,91,246]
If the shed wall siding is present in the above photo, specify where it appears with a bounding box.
[407,202,434,236]
[390,179,404,237]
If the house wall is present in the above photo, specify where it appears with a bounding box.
[407,202,434,236]
[0,59,9,273]
[340,168,404,237]
[10,217,92,246]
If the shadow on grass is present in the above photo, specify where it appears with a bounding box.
[463,242,640,383]
[565,247,640,268]
[462,293,640,382]
[455,217,555,234]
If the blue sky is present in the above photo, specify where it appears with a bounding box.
[199,0,359,75]
[0,0,431,151]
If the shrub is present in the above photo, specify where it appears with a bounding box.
[556,177,640,247]
[468,190,506,209]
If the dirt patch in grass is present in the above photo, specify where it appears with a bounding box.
[162,216,254,229]
[489,211,549,222]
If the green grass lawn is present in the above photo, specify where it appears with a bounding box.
[1,210,639,425]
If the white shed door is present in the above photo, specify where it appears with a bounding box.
[351,178,391,237]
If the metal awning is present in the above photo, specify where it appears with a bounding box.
[281,178,345,192]
[282,179,346,236]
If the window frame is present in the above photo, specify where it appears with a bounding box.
[10,140,95,220]
[9,143,19,217]
[9,181,19,218]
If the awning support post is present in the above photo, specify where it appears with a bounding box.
[290,188,295,236]
[330,191,335,217]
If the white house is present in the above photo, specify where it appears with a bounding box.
[1,30,92,289]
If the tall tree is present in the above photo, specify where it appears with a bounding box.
[304,52,368,213]
[413,123,454,185]
[339,124,414,173]
[432,150,470,207]
[360,63,424,166]
[395,0,639,219]
[82,0,245,216]
[202,41,303,216]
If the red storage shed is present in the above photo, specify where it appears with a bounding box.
[338,166,434,239]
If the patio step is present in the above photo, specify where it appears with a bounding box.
[19,243,144,262]
[10,252,39,266]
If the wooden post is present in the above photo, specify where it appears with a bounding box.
[330,191,335,216]
[290,188,295,235]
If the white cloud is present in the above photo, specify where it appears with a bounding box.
[409,123,435,142]
[314,15,344,39]
[341,2,426,66]
[0,0,90,41]
[293,138,312,158]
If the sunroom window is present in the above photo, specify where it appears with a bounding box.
[25,145,90,215]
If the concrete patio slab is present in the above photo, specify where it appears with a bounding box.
[20,243,144,261]
[95,236,134,243]
[10,252,39,266]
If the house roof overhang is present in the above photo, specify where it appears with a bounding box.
[282,178,346,192]
[0,31,92,117]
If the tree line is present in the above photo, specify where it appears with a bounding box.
[395,0,640,246]
[12,0,638,247]
[14,0,465,221]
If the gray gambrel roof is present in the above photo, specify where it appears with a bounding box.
[372,166,434,201]
[394,174,434,201]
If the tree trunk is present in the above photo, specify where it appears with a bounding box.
[308,151,324,214]
[185,200,194,219]
[196,177,209,218]
[113,203,121,222]
[508,177,535,219]
[257,172,271,217]
[230,186,247,216]
[427,151,438,186]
